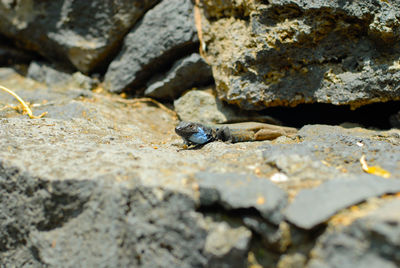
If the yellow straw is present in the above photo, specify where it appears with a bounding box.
[0,84,47,119]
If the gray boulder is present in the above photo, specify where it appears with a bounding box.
[195,172,288,225]
[0,42,35,65]
[104,0,199,93]
[27,61,97,90]
[308,199,400,268]
[174,88,281,124]
[145,53,213,100]
[0,0,159,72]
[285,176,400,229]
[1,66,400,267]
[199,0,400,110]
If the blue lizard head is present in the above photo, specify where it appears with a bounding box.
[175,122,213,145]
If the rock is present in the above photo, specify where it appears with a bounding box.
[262,125,400,185]
[145,53,213,99]
[174,89,281,124]
[195,172,288,225]
[104,0,198,93]
[284,176,400,230]
[27,61,97,90]
[277,253,307,268]
[264,153,338,182]
[0,67,94,120]
[198,0,400,110]
[174,88,246,124]
[204,221,251,268]
[0,69,264,267]
[390,110,400,128]
[0,43,35,65]
[243,217,290,252]
[70,72,98,91]
[27,61,73,86]
[308,199,400,268]
[0,167,208,267]
[1,66,400,267]
[0,0,160,72]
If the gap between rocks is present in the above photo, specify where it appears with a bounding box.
[261,101,400,129]
[197,203,326,267]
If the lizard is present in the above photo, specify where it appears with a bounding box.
[175,121,297,146]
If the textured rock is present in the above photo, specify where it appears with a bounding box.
[0,43,35,65]
[104,0,198,93]
[27,61,73,85]
[1,66,400,267]
[285,176,400,230]
[27,61,96,90]
[199,0,400,110]
[174,89,281,124]
[390,110,400,128]
[243,217,290,252]
[0,166,208,267]
[145,53,213,99]
[0,0,159,72]
[308,199,400,268]
[263,125,400,184]
[195,172,288,225]
[204,222,251,268]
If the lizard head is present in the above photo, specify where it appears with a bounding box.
[175,122,201,137]
[175,121,213,145]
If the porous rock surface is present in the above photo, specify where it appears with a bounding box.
[0,67,399,267]
[0,0,160,72]
[199,0,400,110]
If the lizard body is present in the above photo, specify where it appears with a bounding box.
[175,121,297,146]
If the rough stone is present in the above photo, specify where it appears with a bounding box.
[1,66,400,267]
[204,221,251,268]
[199,0,400,110]
[27,61,73,85]
[262,125,400,186]
[277,253,307,268]
[0,0,160,72]
[285,176,400,230]
[243,217,290,252]
[265,153,338,182]
[0,165,208,267]
[0,43,35,65]
[390,110,400,128]
[0,67,94,120]
[308,199,400,268]
[195,172,288,225]
[27,61,97,90]
[145,53,213,99]
[104,0,198,93]
[174,88,281,124]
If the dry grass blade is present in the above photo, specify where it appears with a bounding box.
[194,0,208,61]
[116,97,178,120]
[0,84,47,119]
[360,155,391,179]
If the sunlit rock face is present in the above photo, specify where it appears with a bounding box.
[198,0,400,110]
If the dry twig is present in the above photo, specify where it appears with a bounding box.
[360,155,391,178]
[0,85,47,119]
[116,97,178,120]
